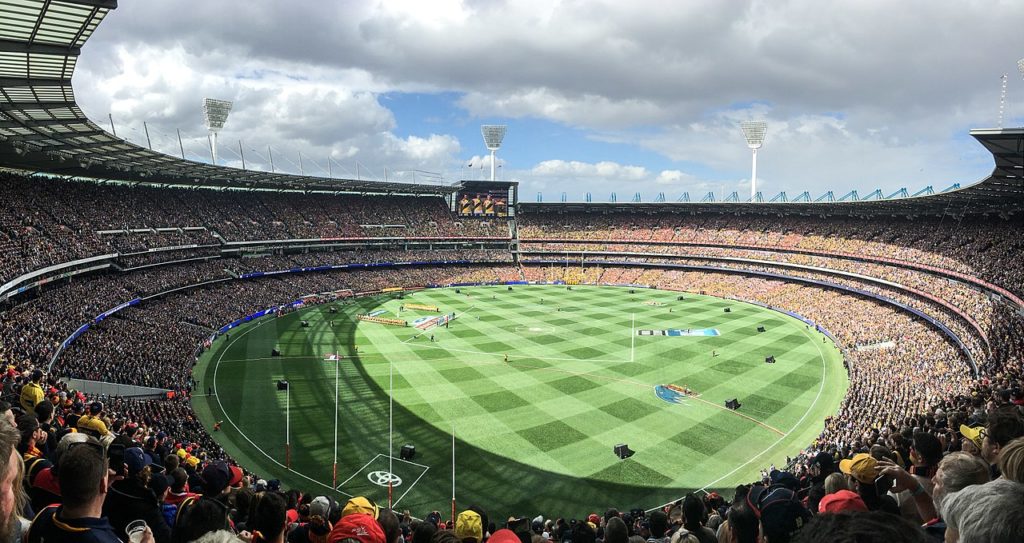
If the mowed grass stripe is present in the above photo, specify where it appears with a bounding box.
[194,284,847,515]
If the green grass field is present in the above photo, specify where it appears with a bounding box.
[192,284,846,516]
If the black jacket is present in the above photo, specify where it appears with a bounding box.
[102,477,172,543]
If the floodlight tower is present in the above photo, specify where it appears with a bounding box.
[480,125,507,181]
[740,121,767,200]
[203,98,233,165]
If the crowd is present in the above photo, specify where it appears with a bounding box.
[0,172,510,286]
[1,174,1023,541]
[518,211,1024,298]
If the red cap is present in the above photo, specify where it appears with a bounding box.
[489,529,520,543]
[818,490,868,514]
[228,464,244,487]
[328,513,385,543]
[587,514,600,525]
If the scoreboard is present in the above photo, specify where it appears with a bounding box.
[453,180,517,218]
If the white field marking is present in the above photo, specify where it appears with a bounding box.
[335,453,430,503]
[646,324,832,512]
[336,454,383,490]
[212,318,353,497]
[388,453,430,469]
[392,465,430,508]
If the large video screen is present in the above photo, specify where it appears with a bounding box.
[456,189,509,217]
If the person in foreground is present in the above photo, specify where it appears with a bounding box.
[27,441,154,543]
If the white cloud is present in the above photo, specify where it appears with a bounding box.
[71,1,1024,195]
[532,160,649,180]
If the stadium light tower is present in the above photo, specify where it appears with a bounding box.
[740,121,767,200]
[481,125,507,181]
[203,98,233,165]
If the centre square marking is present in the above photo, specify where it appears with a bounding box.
[367,470,402,487]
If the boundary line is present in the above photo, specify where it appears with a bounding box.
[647,323,833,511]
[210,317,353,498]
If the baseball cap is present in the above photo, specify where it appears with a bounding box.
[769,469,800,491]
[30,369,42,381]
[200,461,236,496]
[960,424,984,449]
[311,496,332,518]
[838,453,879,484]
[328,513,385,543]
[455,510,483,543]
[342,496,379,519]
[88,401,103,414]
[746,485,811,542]
[124,447,163,476]
[587,513,600,525]
[818,490,868,514]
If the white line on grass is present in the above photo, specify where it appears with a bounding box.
[212,317,353,498]
[336,454,382,490]
[392,465,430,508]
[646,323,831,512]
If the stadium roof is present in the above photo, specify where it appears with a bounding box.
[0,1,1021,210]
[521,128,1024,217]
[0,0,456,195]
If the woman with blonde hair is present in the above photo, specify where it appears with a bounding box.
[822,472,849,495]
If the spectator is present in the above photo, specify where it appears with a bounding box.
[941,479,1024,543]
[0,417,27,543]
[745,485,810,543]
[287,495,332,543]
[27,440,150,543]
[679,494,715,543]
[792,511,929,543]
[19,370,44,415]
[981,408,1024,477]
[245,491,287,543]
[329,512,385,543]
[103,447,172,543]
[837,454,898,515]
[172,496,232,543]
[957,425,984,457]
[76,402,110,438]
[996,437,1024,483]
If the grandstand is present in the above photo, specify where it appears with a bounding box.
[0,1,1023,542]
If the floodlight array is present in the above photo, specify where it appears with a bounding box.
[203,98,234,132]
[481,125,507,150]
[740,121,767,149]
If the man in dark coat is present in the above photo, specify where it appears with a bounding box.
[102,447,171,543]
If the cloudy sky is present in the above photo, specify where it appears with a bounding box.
[74,0,1024,201]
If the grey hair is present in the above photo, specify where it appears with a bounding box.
[823,472,848,495]
[938,452,989,494]
[191,530,244,543]
[941,479,1024,543]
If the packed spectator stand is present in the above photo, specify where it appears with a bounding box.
[0,170,1021,543]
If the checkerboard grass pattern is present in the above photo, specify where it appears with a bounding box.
[193,285,846,516]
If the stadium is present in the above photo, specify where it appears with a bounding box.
[0,2,1023,543]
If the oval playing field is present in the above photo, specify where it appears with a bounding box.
[192,284,847,515]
